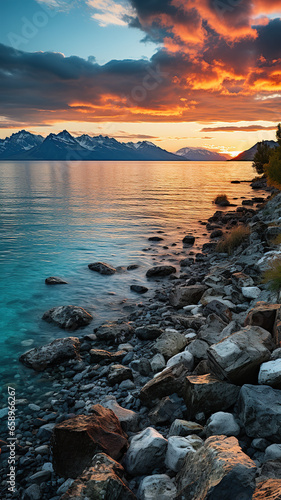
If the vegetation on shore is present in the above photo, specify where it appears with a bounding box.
[216,225,250,255]
[253,124,281,188]
[263,256,281,291]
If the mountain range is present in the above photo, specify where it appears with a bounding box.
[176,146,230,161]
[231,140,278,161]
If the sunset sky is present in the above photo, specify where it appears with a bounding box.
[0,0,281,155]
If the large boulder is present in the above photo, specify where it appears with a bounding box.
[101,397,139,432]
[208,326,274,384]
[253,479,281,499]
[42,305,93,330]
[19,337,80,371]
[137,474,177,500]
[169,285,206,309]
[140,364,190,406]
[258,359,281,388]
[61,453,136,500]
[183,374,240,419]
[94,322,134,343]
[176,436,256,500]
[237,384,281,442]
[154,330,188,359]
[146,266,176,278]
[52,405,128,478]
[165,435,203,472]
[88,262,116,275]
[244,302,281,345]
[125,427,167,476]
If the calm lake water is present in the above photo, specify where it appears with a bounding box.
[0,160,262,393]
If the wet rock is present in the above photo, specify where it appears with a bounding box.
[127,264,139,271]
[45,276,68,285]
[107,364,133,386]
[146,265,177,278]
[42,305,93,330]
[205,411,240,437]
[180,257,195,267]
[140,364,190,406]
[95,322,134,342]
[169,285,206,309]
[183,374,240,419]
[168,419,204,438]
[253,479,281,499]
[176,436,256,500]
[125,427,167,475]
[148,236,164,241]
[154,330,188,359]
[19,337,80,371]
[210,229,223,239]
[258,359,281,388]
[130,285,148,294]
[61,453,136,500]
[88,262,116,275]
[208,326,274,384]
[52,404,128,478]
[135,325,163,341]
[165,435,203,472]
[182,235,195,246]
[137,474,177,500]
[238,384,281,441]
[101,397,140,432]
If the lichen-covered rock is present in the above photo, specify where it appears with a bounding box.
[19,337,80,371]
[253,479,281,500]
[42,305,93,330]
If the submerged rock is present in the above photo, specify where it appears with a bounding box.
[19,337,80,371]
[130,284,148,294]
[42,305,93,330]
[182,235,195,245]
[45,276,68,285]
[88,262,116,275]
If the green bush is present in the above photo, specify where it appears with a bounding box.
[216,225,250,255]
[265,148,281,189]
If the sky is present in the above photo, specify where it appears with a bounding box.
[0,0,281,155]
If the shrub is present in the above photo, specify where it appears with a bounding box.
[213,194,230,206]
[216,225,250,255]
[263,256,281,291]
[252,141,271,175]
[264,148,281,189]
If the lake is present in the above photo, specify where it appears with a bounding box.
[0,160,262,393]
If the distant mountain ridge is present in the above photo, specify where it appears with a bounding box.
[231,140,278,161]
[0,130,183,161]
[176,146,231,161]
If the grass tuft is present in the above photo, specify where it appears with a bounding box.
[216,225,250,255]
[263,256,281,291]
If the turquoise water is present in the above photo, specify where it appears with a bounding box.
[0,160,262,393]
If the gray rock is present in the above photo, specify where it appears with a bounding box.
[137,474,177,500]
[146,265,176,278]
[135,325,163,341]
[258,359,281,388]
[203,300,232,323]
[154,330,187,359]
[130,285,148,294]
[88,262,116,275]
[165,435,203,472]
[45,276,68,285]
[101,397,140,432]
[197,313,228,346]
[19,337,80,371]
[185,339,209,364]
[125,427,167,475]
[107,364,133,386]
[205,411,240,437]
[208,326,274,384]
[56,478,74,496]
[168,419,204,437]
[169,285,206,309]
[42,305,93,330]
[95,322,134,342]
[242,286,261,299]
[238,384,281,441]
[140,364,190,406]
[265,444,281,462]
[151,353,166,373]
[176,435,256,500]
[29,470,51,484]
[166,351,194,371]
[23,484,41,500]
[148,395,183,424]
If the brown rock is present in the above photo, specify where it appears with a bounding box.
[52,405,128,478]
[253,479,281,500]
[169,285,207,309]
[244,302,281,346]
[140,364,190,407]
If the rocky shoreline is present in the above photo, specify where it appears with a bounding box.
[2,177,281,499]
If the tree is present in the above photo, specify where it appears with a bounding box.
[277,123,281,147]
[252,141,271,175]
[265,123,281,188]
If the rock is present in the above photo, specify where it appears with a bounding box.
[29,470,51,484]
[107,365,133,386]
[169,285,206,309]
[140,364,189,406]
[135,325,163,341]
[210,229,223,239]
[232,272,254,288]
[176,435,256,500]
[244,302,280,336]
[183,235,195,245]
[45,276,68,285]
[165,435,203,472]
[271,348,281,360]
[23,484,41,500]
[265,444,281,462]
[146,265,176,278]
[180,257,195,267]
[89,348,126,363]
[101,397,139,432]
[238,384,281,441]
[148,236,164,241]
[242,286,261,299]
[166,351,194,371]
[208,326,274,384]
[154,330,187,359]
[61,453,136,500]
[151,353,166,373]
[183,374,240,419]
[56,478,74,496]
[185,339,209,363]
[205,411,240,437]
[203,300,232,323]
[127,264,139,270]
[253,479,281,499]
[19,337,80,371]
[52,404,128,478]
[168,419,204,437]
[197,313,228,346]
[95,322,134,342]
[88,262,116,275]
[42,305,93,330]
[125,427,167,475]
[130,285,148,294]
[259,460,281,480]
[258,359,281,388]
[137,474,177,500]
[148,395,183,424]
